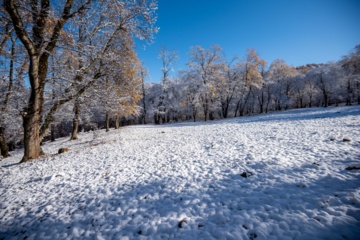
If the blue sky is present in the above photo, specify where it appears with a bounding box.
[136,0,360,82]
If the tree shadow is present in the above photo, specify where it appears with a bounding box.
[1,165,359,239]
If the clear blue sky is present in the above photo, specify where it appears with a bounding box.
[136,0,360,82]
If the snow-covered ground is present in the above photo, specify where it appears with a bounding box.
[1,106,360,240]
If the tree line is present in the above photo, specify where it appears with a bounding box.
[142,45,360,124]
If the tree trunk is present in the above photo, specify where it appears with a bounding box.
[115,115,120,129]
[192,108,197,122]
[105,111,110,132]
[323,91,328,107]
[21,55,46,162]
[234,100,240,117]
[203,96,209,121]
[70,117,79,140]
[346,79,352,106]
[154,113,160,124]
[239,88,252,116]
[50,124,55,142]
[259,90,264,113]
[222,103,228,118]
[221,97,231,118]
[0,127,9,158]
[22,110,43,161]
[70,99,80,140]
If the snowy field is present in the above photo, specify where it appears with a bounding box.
[1,106,360,240]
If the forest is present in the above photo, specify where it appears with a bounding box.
[0,0,359,161]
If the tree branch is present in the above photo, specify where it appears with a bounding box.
[44,0,92,54]
[3,0,37,56]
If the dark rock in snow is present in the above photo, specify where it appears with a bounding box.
[241,171,253,178]
[329,138,335,141]
[343,138,351,142]
[313,162,320,166]
[250,232,257,239]
[198,224,204,228]
[345,166,360,170]
[58,148,69,154]
[296,182,307,188]
[178,219,187,228]
[137,230,142,235]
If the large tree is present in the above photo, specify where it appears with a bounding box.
[186,45,223,121]
[2,0,158,161]
[235,49,265,116]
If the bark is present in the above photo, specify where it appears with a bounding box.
[318,73,329,108]
[50,124,55,142]
[105,111,110,132]
[0,127,9,158]
[234,100,240,117]
[221,92,234,119]
[154,113,160,124]
[239,87,252,116]
[115,115,120,129]
[265,87,272,113]
[258,90,264,114]
[323,92,329,107]
[346,79,352,106]
[21,54,45,162]
[70,98,80,140]
[192,109,197,122]
[299,96,303,108]
[202,95,209,121]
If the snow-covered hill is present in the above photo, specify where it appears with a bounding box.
[1,106,360,240]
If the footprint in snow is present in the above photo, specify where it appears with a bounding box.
[249,232,257,239]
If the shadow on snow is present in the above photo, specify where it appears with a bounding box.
[1,165,359,239]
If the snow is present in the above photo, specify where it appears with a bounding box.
[1,106,360,239]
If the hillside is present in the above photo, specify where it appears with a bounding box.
[1,106,360,239]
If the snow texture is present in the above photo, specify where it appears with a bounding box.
[1,106,360,239]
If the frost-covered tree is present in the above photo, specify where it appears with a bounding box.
[267,59,297,110]
[306,63,340,107]
[3,0,158,161]
[3,0,93,161]
[235,49,265,116]
[341,45,360,105]
[0,28,28,158]
[154,47,178,123]
[185,45,223,121]
[177,70,200,122]
[218,56,239,118]
[139,64,148,124]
